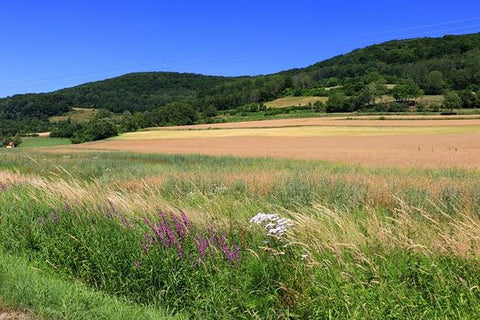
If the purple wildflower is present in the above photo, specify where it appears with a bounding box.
[175,242,184,260]
[180,212,190,230]
[38,216,46,226]
[134,261,141,268]
[172,214,186,240]
[194,234,209,260]
[158,211,167,226]
[164,225,176,246]
[64,201,71,212]
[106,199,118,215]
[141,241,148,253]
[49,211,59,223]
[118,214,128,227]
[234,244,241,260]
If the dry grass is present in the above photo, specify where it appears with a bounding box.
[49,108,99,123]
[264,96,328,108]
[375,94,444,105]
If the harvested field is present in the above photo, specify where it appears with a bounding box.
[45,116,480,169]
[149,114,480,130]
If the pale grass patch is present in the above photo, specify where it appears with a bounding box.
[0,171,27,185]
[288,197,480,261]
[264,96,328,108]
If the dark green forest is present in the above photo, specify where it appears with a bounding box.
[1,33,479,143]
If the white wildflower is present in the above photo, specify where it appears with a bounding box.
[250,213,294,238]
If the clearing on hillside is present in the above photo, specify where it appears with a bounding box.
[49,107,99,123]
[264,96,328,108]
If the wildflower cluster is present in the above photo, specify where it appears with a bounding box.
[250,213,294,238]
[142,211,241,265]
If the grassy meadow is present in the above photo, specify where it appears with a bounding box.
[1,149,480,318]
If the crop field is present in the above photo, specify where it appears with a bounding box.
[51,116,480,169]
[2,148,480,318]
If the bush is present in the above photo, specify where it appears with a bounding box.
[71,118,118,144]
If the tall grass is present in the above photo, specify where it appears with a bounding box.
[2,150,480,318]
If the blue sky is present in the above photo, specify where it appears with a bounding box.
[0,0,479,97]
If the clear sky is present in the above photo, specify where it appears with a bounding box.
[1,0,479,97]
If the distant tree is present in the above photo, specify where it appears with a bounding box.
[424,71,446,94]
[458,90,479,108]
[358,82,387,106]
[158,102,199,126]
[443,90,462,112]
[118,111,141,133]
[392,80,423,102]
[326,91,355,112]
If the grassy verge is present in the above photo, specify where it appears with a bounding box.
[2,151,480,318]
[0,251,185,320]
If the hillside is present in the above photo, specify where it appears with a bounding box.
[1,32,479,138]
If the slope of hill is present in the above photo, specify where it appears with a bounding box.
[1,32,479,138]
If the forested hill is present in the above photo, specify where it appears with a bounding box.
[283,33,480,93]
[1,32,479,136]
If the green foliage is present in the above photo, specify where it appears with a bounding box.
[443,90,462,111]
[157,102,199,126]
[326,90,356,112]
[72,118,118,144]
[424,71,446,94]
[50,119,84,138]
[0,133,22,147]
[392,79,423,102]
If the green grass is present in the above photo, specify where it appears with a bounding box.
[3,150,480,318]
[19,137,71,148]
[0,250,185,320]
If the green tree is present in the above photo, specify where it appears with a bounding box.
[424,71,446,94]
[392,80,423,102]
[158,102,199,126]
[443,90,462,112]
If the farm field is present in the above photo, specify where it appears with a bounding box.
[51,115,480,169]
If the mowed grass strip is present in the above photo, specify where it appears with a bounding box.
[113,124,480,140]
[20,137,72,148]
